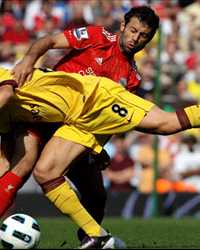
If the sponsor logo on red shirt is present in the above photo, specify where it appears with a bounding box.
[73,27,89,40]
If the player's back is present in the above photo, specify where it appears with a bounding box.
[0,68,105,124]
[0,67,13,81]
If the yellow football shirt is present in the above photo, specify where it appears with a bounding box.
[0,67,155,152]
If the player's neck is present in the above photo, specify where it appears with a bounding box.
[118,37,135,60]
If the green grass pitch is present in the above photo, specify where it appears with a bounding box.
[1,217,200,248]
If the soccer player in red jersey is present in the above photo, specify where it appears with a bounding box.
[1,5,159,244]
[54,25,142,92]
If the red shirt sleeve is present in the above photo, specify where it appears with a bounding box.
[127,70,141,92]
[63,26,104,49]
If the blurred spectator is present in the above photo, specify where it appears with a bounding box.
[64,0,88,29]
[69,0,96,26]
[159,35,186,106]
[36,17,61,38]
[176,75,197,107]
[2,18,30,44]
[153,0,180,38]
[173,134,200,192]
[184,62,200,102]
[0,42,16,69]
[136,57,155,97]
[51,0,72,27]
[23,0,42,31]
[177,0,200,52]
[91,0,118,31]
[32,0,61,33]
[158,134,182,165]
[190,21,200,52]
[129,134,173,194]
[0,1,17,30]
[103,134,135,192]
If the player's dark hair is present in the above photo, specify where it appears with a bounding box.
[124,6,160,41]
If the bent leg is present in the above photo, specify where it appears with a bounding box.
[67,153,107,241]
[33,136,108,237]
[33,136,87,183]
[10,129,40,178]
[0,129,40,217]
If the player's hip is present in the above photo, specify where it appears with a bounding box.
[73,85,154,134]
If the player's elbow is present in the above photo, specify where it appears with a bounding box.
[41,34,58,49]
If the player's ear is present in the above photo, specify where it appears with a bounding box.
[120,21,126,32]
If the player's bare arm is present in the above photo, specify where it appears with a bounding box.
[11,32,70,86]
[136,106,183,135]
[0,84,14,109]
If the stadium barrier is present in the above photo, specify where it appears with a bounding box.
[9,191,200,218]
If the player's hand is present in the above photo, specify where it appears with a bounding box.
[11,60,34,87]
[90,149,111,170]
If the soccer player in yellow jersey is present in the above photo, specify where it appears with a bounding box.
[0,66,200,248]
[11,6,160,243]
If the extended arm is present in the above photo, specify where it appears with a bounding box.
[136,105,188,135]
[11,32,70,86]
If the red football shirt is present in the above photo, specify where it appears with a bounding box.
[54,26,141,92]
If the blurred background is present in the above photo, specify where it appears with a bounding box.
[2,0,200,218]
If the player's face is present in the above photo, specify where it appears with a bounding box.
[120,17,153,56]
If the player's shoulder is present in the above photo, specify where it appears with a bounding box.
[87,25,117,43]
